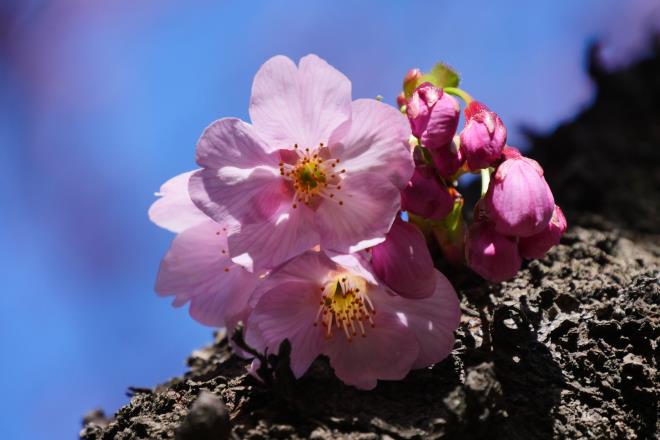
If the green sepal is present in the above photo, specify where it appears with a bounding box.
[404,62,460,97]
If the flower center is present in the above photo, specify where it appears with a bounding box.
[315,274,375,342]
[279,143,346,209]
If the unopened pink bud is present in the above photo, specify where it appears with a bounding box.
[406,83,460,148]
[519,205,567,259]
[406,82,440,138]
[396,92,407,109]
[401,166,454,220]
[501,145,522,160]
[466,221,521,283]
[485,154,555,237]
[459,101,507,171]
[429,135,465,179]
[403,68,423,92]
[371,218,436,299]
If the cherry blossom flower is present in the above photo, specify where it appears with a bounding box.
[149,171,258,330]
[245,251,460,390]
[189,55,413,271]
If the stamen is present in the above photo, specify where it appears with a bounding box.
[279,143,346,208]
[314,274,373,340]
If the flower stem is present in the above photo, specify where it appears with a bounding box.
[480,168,491,197]
[444,87,474,105]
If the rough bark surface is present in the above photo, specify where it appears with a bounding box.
[81,45,660,440]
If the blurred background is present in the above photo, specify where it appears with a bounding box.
[1,1,658,438]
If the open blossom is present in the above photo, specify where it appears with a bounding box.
[519,205,567,259]
[371,218,436,299]
[189,55,413,271]
[459,101,507,171]
[149,172,258,330]
[485,149,555,237]
[245,251,460,390]
[466,220,522,283]
[401,165,454,220]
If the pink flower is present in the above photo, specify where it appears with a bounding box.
[459,101,507,171]
[519,205,567,259]
[245,251,460,390]
[406,83,460,149]
[371,218,436,299]
[429,135,465,179]
[485,153,555,237]
[189,55,413,270]
[149,172,258,330]
[466,220,521,283]
[401,165,454,220]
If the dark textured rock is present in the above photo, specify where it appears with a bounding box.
[176,391,231,440]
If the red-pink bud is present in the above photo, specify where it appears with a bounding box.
[485,154,555,237]
[501,145,522,160]
[429,136,465,179]
[466,221,522,283]
[396,92,407,109]
[371,218,436,299]
[401,166,454,220]
[518,205,567,259]
[459,101,507,171]
[403,68,423,93]
[406,83,460,147]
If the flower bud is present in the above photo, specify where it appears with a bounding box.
[406,83,460,149]
[519,205,567,259]
[371,218,436,299]
[459,101,507,171]
[485,154,555,237]
[403,68,423,95]
[429,135,465,180]
[396,92,407,109]
[401,166,454,220]
[466,221,521,283]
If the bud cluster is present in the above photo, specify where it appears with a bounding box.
[399,65,566,283]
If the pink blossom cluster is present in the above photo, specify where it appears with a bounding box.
[150,55,565,389]
[150,55,460,390]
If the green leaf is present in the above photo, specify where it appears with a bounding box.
[404,62,460,97]
[422,62,460,89]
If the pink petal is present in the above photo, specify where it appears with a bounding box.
[227,206,320,271]
[196,118,276,169]
[371,218,436,299]
[248,250,334,307]
[190,167,287,226]
[190,118,288,226]
[329,99,413,189]
[323,308,419,390]
[251,283,325,377]
[380,271,460,368]
[155,220,258,328]
[148,171,209,233]
[249,54,351,149]
[315,172,401,254]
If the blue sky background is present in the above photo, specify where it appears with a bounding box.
[1,1,658,439]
